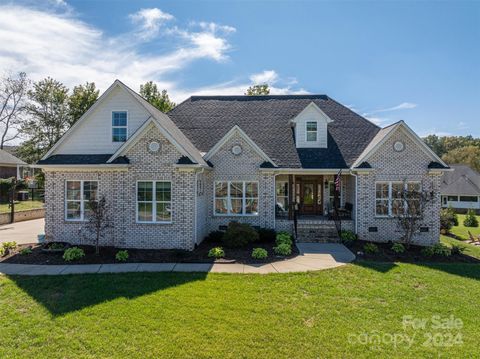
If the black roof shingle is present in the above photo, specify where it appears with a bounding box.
[37,154,129,165]
[167,95,380,168]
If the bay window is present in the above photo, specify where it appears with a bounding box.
[137,181,172,223]
[65,180,98,221]
[215,181,258,216]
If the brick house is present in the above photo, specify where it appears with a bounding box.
[37,80,450,250]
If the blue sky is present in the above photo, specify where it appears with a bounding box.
[0,0,478,137]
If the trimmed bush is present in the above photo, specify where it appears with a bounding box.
[391,243,405,254]
[340,230,356,245]
[206,230,224,242]
[19,247,32,255]
[464,209,479,228]
[274,243,292,256]
[275,231,293,246]
[451,245,465,255]
[421,246,434,257]
[208,247,225,259]
[364,243,379,254]
[257,228,276,243]
[63,247,85,262]
[251,248,268,260]
[115,250,129,262]
[222,222,259,248]
[432,243,451,257]
[2,241,17,255]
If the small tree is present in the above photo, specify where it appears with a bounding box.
[139,81,175,113]
[81,196,112,255]
[245,84,270,96]
[396,181,435,247]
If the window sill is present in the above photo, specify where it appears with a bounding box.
[213,214,259,217]
[136,221,173,225]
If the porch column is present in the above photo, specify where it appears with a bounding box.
[288,174,293,220]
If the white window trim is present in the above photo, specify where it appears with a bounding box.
[65,180,99,222]
[136,180,173,224]
[111,110,129,143]
[305,121,318,142]
[213,181,259,217]
[375,181,421,218]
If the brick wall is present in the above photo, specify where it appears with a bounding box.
[356,127,442,245]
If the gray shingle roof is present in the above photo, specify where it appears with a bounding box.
[37,154,129,165]
[441,164,480,196]
[167,95,380,168]
[0,149,26,165]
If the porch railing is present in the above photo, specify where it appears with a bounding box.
[332,208,342,236]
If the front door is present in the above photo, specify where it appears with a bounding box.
[299,177,323,215]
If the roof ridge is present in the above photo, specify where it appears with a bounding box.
[188,94,329,101]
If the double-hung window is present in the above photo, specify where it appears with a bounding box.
[112,111,127,142]
[214,181,259,216]
[375,181,421,217]
[137,181,172,223]
[306,121,317,142]
[65,180,98,221]
[275,181,289,215]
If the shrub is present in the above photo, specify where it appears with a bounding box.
[208,247,225,259]
[391,243,405,254]
[421,246,434,257]
[464,209,479,228]
[20,247,32,255]
[251,248,268,260]
[432,243,451,257]
[63,247,85,262]
[206,230,224,242]
[115,250,129,262]
[257,228,276,243]
[451,245,465,255]
[275,231,293,246]
[2,241,17,252]
[364,243,379,254]
[440,209,455,232]
[222,222,259,248]
[274,243,292,256]
[340,230,356,245]
[446,206,458,226]
[49,242,66,250]
[0,247,5,257]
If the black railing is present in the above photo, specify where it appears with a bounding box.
[332,207,342,236]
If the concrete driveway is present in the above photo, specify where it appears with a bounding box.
[0,218,44,244]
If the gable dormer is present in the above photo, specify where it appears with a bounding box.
[291,102,333,148]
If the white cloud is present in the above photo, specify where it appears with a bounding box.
[249,70,278,85]
[129,8,174,40]
[366,102,418,115]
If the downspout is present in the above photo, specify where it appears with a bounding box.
[351,172,358,234]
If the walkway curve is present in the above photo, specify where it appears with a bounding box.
[0,243,355,276]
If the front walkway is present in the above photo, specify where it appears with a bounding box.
[0,243,355,275]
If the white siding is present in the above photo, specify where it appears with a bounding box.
[53,86,150,154]
[294,105,329,148]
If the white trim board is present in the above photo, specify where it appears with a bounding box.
[290,101,334,124]
[203,125,277,166]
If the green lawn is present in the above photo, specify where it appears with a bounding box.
[0,200,44,214]
[1,262,479,358]
[441,235,480,259]
[450,214,480,241]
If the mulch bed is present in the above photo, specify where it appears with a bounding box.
[347,240,480,263]
[0,239,299,265]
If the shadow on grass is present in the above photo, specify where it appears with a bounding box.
[354,258,480,281]
[7,271,207,316]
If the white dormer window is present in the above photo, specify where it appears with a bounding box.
[306,121,317,142]
[112,111,127,142]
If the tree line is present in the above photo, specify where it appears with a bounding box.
[424,134,480,172]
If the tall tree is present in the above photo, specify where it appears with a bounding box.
[442,145,480,172]
[245,84,270,96]
[18,78,70,163]
[139,81,175,113]
[69,82,99,124]
[0,72,29,149]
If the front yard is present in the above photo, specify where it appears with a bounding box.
[0,200,44,214]
[1,262,479,358]
[449,214,480,241]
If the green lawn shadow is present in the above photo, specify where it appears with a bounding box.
[7,271,208,316]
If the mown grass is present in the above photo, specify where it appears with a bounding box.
[441,234,480,259]
[0,262,479,358]
[450,214,480,241]
[0,200,44,214]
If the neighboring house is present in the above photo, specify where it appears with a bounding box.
[36,80,450,250]
[441,164,480,213]
[0,148,26,179]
